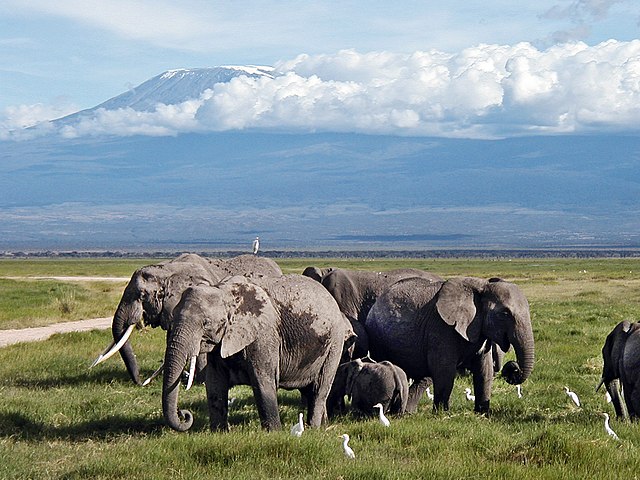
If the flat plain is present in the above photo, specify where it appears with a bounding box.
[1,257,639,479]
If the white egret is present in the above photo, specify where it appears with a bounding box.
[516,385,523,398]
[340,434,356,459]
[464,387,475,401]
[252,236,260,255]
[373,403,390,427]
[290,412,304,437]
[426,386,434,400]
[564,386,581,407]
[602,412,620,441]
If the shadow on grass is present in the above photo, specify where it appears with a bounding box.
[0,411,165,441]
[4,369,134,389]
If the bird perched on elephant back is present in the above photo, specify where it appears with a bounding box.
[598,320,640,419]
[326,357,409,417]
[162,274,354,432]
[303,267,442,358]
[365,276,534,414]
[91,253,282,385]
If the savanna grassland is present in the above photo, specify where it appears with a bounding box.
[1,257,640,479]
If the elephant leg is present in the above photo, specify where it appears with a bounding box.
[432,366,456,411]
[470,350,493,414]
[406,377,431,413]
[205,357,230,431]
[251,376,282,431]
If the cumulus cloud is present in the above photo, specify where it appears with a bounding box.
[5,40,640,139]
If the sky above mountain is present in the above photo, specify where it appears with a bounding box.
[2,1,640,139]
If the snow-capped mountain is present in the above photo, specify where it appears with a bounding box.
[58,65,274,122]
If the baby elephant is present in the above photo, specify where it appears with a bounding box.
[327,358,409,417]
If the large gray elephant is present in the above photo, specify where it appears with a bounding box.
[327,358,409,417]
[91,254,282,385]
[162,274,352,432]
[597,320,640,419]
[303,267,442,358]
[364,276,534,414]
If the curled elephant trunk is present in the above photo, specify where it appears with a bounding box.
[162,325,202,432]
[501,322,535,385]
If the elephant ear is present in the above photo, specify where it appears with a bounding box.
[219,278,276,358]
[436,277,486,343]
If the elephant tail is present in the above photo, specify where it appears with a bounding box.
[389,364,409,414]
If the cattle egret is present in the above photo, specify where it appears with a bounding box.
[464,387,475,401]
[426,386,434,400]
[602,413,620,441]
[340,434,356,459]
[290,412,304,437]
[565,386,581,407]
[373,403,390,427]
[516,385,523,398]
[252,236,260,255]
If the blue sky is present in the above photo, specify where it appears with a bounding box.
[1,1,640,138]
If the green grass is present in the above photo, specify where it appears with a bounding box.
[1,257,640,478]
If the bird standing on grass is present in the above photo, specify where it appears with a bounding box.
[340,434,356,459]
[565,386,581,407]
[426,387,434,400]
[373,403,390,427]
[252,236,260,255]
[464,388,475,401]
[290,412,304,437]
[602,412,620,441]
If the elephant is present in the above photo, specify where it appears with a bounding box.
[301,266,334,283]
[162,274,354,432]
[326,358,409,417]
[597,320,640,419]
[304,267,442,358]
[91,253,283,385]
[364,276,534,414]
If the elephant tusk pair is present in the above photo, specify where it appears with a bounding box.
[90,324,135,368]
[185,356,197,391]
[142,362,165,386]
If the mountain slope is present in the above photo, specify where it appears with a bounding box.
[1,132,638,250]
[56,66,274,123]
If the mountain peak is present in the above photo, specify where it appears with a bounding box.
[57,65,275,124]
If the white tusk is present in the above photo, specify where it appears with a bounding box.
[90,324,135,368]
[185,355,197,391]
[142,362,165,386]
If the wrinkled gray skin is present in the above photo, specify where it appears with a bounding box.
[327,358,409,417]
[162,274,353,432]
[109,253,282,385]
[365,277,535,414]
[304,267,443,358]
[599,320,640,419]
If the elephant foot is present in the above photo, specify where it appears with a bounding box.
[474,400,490,415]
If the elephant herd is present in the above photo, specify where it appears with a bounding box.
[92,253,539,432]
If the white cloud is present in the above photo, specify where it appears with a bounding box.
[4,40,640,139]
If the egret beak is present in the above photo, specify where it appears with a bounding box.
[90,324,135,368]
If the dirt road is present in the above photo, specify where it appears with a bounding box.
[0,317,113,348]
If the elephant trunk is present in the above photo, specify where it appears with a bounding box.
[111,295,143,385]
[501,320,535,385]
[162,324,201,432]
[604,378,628,420]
